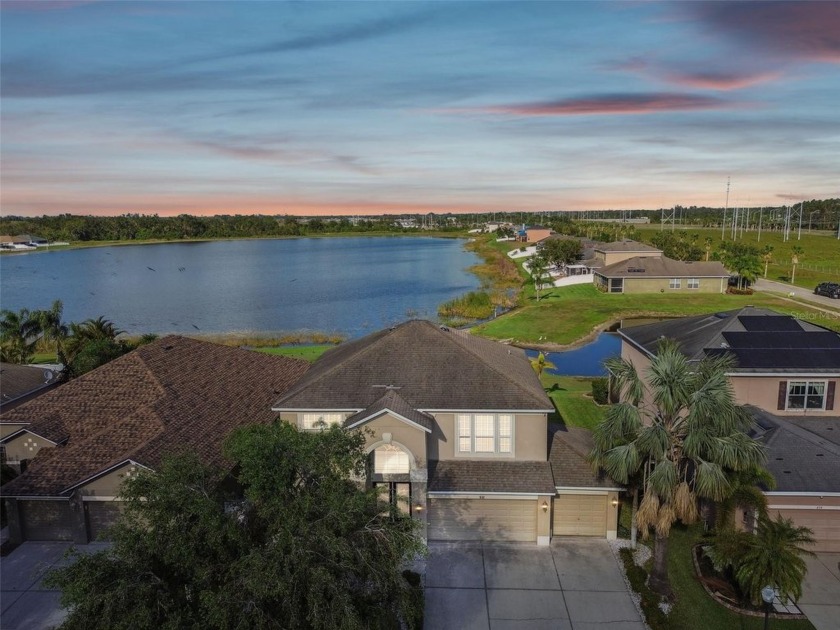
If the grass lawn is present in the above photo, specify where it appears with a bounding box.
[664,524,815,630]
[542,374,605,430]
[254,345,334,362]
[472,284,840,345]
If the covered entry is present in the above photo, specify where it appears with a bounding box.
[553,493,607,537]
[427,497,537,542]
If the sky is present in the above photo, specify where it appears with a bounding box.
[1,1,839,217]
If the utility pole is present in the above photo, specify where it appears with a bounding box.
[758,207,763,242]
[721,177,730,240]
[798,201,803,240]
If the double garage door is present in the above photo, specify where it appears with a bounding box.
[17,500,123,542]
[428,498,537,542]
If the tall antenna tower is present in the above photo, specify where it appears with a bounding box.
[721,176,730,240]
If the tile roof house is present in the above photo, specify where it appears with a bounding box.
[273,320,622,545]
[616,308,840,551]
[1,336,309,544]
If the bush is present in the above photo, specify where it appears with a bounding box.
[401,570,424,630]
[619,548,669,630]
[591,378,609,404]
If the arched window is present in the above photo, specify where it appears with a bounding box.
[373,444,410,475]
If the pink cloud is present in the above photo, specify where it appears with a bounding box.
[455,93,734,117]
[660,70,782,91]
[691,1,840,64]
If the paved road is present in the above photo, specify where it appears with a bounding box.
[754,279,840,312]
[424,539,645,630]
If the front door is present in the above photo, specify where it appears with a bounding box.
[375,482,412,516]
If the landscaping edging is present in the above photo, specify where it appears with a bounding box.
[690,544,808,621]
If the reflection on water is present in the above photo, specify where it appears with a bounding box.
[525,333,621,376]
[0,237,480,338]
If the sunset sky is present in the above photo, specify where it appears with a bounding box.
[1,1,838,217]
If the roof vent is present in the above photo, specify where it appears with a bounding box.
[439,326,449,332]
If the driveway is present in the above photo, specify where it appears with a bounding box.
[424,538,645,630]
[0,542,109,630]
[799,552,840,630]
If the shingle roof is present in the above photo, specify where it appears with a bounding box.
[619,307,840,372]
[0,363,60,411]
[747,406,840,493]
[344,389,434,432]
[595,240,662,253]
[427,459,556,494]
[273,320,553,412]
[1,336,309,497]
[548,424,621,489]
[596,255,729,279]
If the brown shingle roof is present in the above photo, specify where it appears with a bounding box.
[0,363,60,411]
[2,336,308,496]
[428,460,556,494]
[344,390,434,432]
[273,320,553,412]
[548,424,621,489]
[596,256,729,279]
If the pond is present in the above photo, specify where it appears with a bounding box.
[525,332,621,377]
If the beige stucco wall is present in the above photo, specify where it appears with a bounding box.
[2,431,53,464]
[621,277,725,294]
[0,424,28,439]
[429,412,547,461]
[730,376,839,416]
[618,342,656,414]
[598,250,662,266]
[361,414,427,469]
[77,463,143,497]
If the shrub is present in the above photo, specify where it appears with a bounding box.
[619,548,669,630]
[591,377,609,404]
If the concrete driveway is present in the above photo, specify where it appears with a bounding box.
[1,542,109,630]
[799,552,840,630]
[424,538,645,630]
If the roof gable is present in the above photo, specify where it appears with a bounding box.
[344,390,433,432]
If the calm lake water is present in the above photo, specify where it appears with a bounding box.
[525,333,621,376]
[0,237,481,338]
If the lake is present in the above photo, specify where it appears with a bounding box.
[0,237,481,338]
[525,333,621,376]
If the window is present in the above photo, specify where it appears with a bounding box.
[609,278,623,293]
[669,278,681,289]
[300,412,344,430]
[373,444,410,474]
[687,278,700,289]
[787,381,826,410]
[456,414,513,455]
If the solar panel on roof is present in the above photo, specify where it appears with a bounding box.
[738,316,802,332]
[727,348,840,369]
[722,331,840,350]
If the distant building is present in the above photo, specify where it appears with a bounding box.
[515,225,553,243]
[594,256,730,294]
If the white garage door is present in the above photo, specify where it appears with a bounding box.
[428,498,537,542]
[553,494,607,537]
[775,509,840,553]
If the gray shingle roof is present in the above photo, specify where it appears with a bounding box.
[619,307,840,372]
[548,424,621,489]
[273,320,553,412]
[596,256,729,279]
[344,389,434,432]
[595,240,662,253]
[1,337,309,497]
[747,406,840,493]
[427,459,556,494]
[0,363,60,411]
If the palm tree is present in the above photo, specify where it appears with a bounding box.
[0,308,42,363]
[35,300,69,360]
[714,467,775,531]
[761,246,774,279]
[790,246,803,284]
[63,317,125,369]
[704,237,713,262]
[530,351,555,377]
[736,514,815,604]
[590,340,766,598]
[529,255,548,302]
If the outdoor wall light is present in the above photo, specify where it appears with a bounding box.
[541,501,549,513]
[611,498,619,507]
[414,504,423,513]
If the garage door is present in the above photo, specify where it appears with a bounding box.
[775,509,840,553]
[553,494,606,537]
[85,502,123,541]
[428,498,536,542]
[20,500,74,541]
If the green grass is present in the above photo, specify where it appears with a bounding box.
[633,225,840,290]
[664,525,815,630]
[472,284,840,345]
[254,345,334,362]
[542,374,605,430]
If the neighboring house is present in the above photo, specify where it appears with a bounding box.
[591,240,662,267]
[0,363,61,417]
[0,337,308,544]
[616,307,840,551]
[0,235,36,250]
[515,225,553,243]
[594,256,730,294]
[272,320,621,545]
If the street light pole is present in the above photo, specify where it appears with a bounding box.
[761,585,775,630]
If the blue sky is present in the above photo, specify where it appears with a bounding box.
[1,1,838,216]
